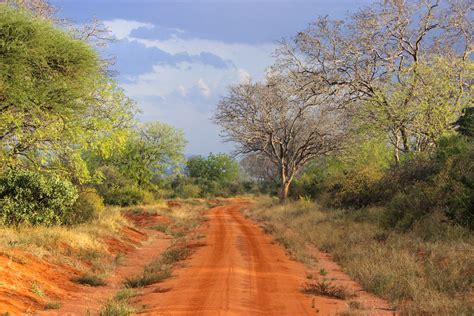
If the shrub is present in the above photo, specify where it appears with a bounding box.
[434,142,474,229]
[178,183,201,199]
[67,189,105,224]
[103,186,145,206]
[0,169,78,226]
[384,139,473,230]
[142,190,156,205]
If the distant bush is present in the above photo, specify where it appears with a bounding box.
[93,166,155,206]
[67,189,105,224]
[142,190,156,205]
[434,139,473,229]
[177,183,201,199]
[103,186,146,207]
[0,170,78,226]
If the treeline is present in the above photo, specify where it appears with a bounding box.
[219,0,473,232]
[0,3,253,227]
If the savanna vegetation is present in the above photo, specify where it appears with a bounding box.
[1,0,473,314]
[217,0,473,314]
[0,2,252,228]
[0,2,251,312]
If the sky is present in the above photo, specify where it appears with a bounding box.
[52,0,372,156]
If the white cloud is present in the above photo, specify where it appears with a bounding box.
[130,36,276,81]
[121,61,239,101]
[177,85,187,97]
[106,19,277,154]
[103,19,153,40]
[197,78,211,97]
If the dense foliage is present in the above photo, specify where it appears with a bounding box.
[172,153,254,198]
[0,6,192,225]
[0,170,78,225]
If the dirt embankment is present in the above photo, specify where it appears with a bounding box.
[0,210,169,314]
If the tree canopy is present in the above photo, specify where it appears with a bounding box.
[0,6,138,183]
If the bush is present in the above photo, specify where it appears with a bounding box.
[67,189,105,224]
[0,169,78,226]
[178,183,201,199]
[384,137,473,230]
[435,141,474,229]
[103,186,145,206]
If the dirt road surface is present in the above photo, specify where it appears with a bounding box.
[136,203,347,315]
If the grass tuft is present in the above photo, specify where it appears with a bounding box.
[72,274,106,287]
[124,269,171,288]
[302,280,353,299]
[44,302,61,310]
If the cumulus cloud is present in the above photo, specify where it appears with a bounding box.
[103,19,276,154]
[121,61,237,101]
[103,19,153,39]
[130,36,275,80]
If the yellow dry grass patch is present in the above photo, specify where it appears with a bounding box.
[0,207,128,263]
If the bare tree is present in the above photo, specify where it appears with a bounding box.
[276,0,473,162]
[1,0,57,19]
[215,75,346,201]
[240,153,279,184]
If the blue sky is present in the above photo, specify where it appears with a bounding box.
[52,0,372,155]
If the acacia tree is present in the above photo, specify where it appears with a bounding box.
[277,0,472,162]
[108,122,186,187]
[0,6,137,182]
[215,75,346,201]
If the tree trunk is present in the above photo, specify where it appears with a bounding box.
[394,131,401,164]
[279,180,291,203]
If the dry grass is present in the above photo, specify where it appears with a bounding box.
[302,280,353,299]
[0,207,128,272]
[72,274,106,287]
[245,197,474,315]
[100,289,137,316]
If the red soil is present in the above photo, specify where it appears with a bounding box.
[0,222,167,314]
[305,245,395,314]
[134,203,348,315]
[37,230,170,315]
[0,250,81,314]
[0,201,394,315]
[125,211,171,228]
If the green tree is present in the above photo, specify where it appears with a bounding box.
[455,107,474,138]
[109,122,186,187]
[0,6,137,182]
[187,153,239,183]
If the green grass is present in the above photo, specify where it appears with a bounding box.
[114,288,137,301]
[245,198,474,314]
[151,223,168,233]
[72,274,106,287]
[100,301,135,316]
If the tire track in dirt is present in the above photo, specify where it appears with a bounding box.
[135,203,347,315]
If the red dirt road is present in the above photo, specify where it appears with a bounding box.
[136,203,347,315]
